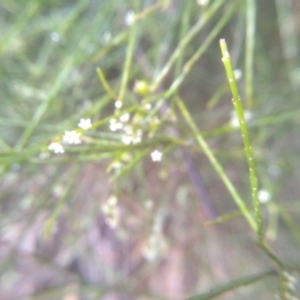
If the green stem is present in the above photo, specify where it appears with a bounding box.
[118,22,138,103]
[176,97,256,231]
[220,39,264,242]
[185,269,276,300]
[165,3,235,99]
[97,68,119,100]
[150,0,226,92]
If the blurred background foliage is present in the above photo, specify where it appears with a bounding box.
[1,0,300,299]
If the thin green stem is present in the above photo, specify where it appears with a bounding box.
[176,96,256,231]
[90,31,128,63]
[256,241,284,268]
[97,68,119,100]
[14,56,75,151]
[174,0,193,77]
[118,23,138,103]
[185,269,276,300]
[150,0,226,92]
[220,39,264,242]
[165,3,235,99]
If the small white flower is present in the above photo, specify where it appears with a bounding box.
[78,118,92,130]
[48,142,64,154]
[121,127,142,145]
[197,0,209,6]
[122,135,133,145]
[102,196,120,228]
[109,118,123,131]
[115,100,123,108]
[124,10,136,26]
[258,189,271,204]
[151,150,162,162]
[145,103,152,110]
[50,32,60,43]
[63,130,81,144]
[119,113,130,122]
[111,161,123,170]
[233,69,243,80]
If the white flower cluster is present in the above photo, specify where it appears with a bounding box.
[78,118,92,130]
[109,113,144,146]
[109,113,130,131]
[108,104,164,164]
[101,195,120,228]
[48,118,92,154]
[63,130,81,144]
[121,126,142,145]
